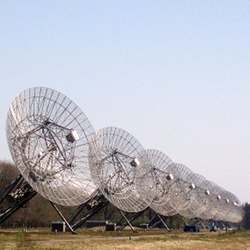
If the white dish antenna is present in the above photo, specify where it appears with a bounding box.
[7,87,97,206]
[89,127,155,212]
[143,149,177,217]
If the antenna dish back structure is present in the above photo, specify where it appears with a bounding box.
[7,87,97,206]
[89,127,155,212]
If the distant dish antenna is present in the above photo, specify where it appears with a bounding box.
[89,127,155,212]
[177,173,207,219]
[166,163,198,218]
[175,171,208,219]
[191,178,230,221]
[7,87,97,206]
[205,181,228,221]
[215,190,243,223]
[142,149,177,217]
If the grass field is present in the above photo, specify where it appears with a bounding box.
[0,229,250,250]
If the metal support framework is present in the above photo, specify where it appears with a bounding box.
[106,207,170,232]
[156,214,170,231]
[68,193,147,233]
[0,175,37,225]
[70,193,149,233]
[70,195,109,231]
[47,192,110,233]
[0,175,24,205]
[68,203,87,226]
[148,211,170,231]
[116,209,148,232]
[49,201,76,234]
[118,210,136,232]
[99,150,137,197]
[0,175,77,232]
[0,177,109,234]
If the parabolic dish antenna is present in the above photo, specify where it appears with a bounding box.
[144,149,177,216]
[166,163,195,217]
[179,172,211,219]
[221,190,243,223]
[89,127,155,213]
[186,173,211,219]
[193,178,220,220]
[205,182,229,221]
[7,87,97,206]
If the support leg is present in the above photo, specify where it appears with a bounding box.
[71,200,109,231]
[148,213,158,228]
[118,210,145,231]
[0,175,24,205]
[68,204,86,225]
[119,210,136,232]
[0,191,36,225]
[49,201,76,234]
[156,214,170,231]
[0,179,36,226]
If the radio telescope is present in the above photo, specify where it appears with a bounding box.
[187,176,236,222]
[143,149,177,217]
[89,127,155,213]
[205,182,230,221]
[221,190,243,223]
[171,171,207,219]
[7,87,97,206]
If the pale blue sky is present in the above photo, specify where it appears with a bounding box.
[0,1,250,202]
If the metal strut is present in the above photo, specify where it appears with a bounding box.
[156,214,170,231]
[118,210,136,232]
[68,203,86,226]
[148,211,170,231]
[116,209,147,232]
[49,201,76,234]
[0,175,24,205]
[49,192,109,233]
[68,190,100,225]
[71,194,109,231]
[0,176,37,225]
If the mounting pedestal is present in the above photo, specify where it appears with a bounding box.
[49,201,76,234]
[70,193,109,231]
[116,209,147,232]
[148,210,170,231]
[0,175,37,225]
